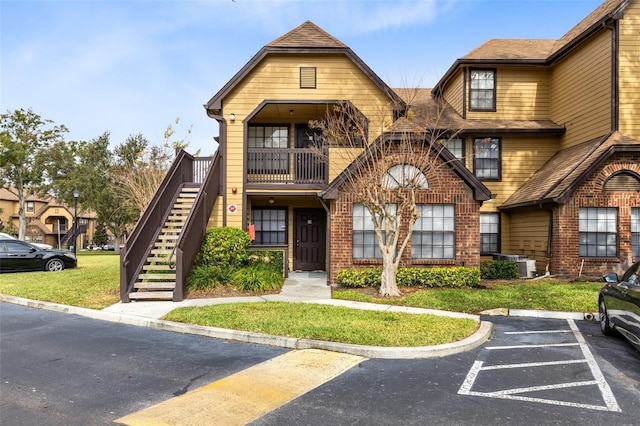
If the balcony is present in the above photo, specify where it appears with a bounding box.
[247,148,327,186]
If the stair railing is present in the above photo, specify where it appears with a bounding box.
[120,149,195,303]
[171,151,221,301]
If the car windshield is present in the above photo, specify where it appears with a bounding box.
[622,262,640,285]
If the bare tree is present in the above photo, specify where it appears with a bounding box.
[312,93,461,297]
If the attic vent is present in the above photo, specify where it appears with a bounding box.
[300,67,316,89]
[603,172,640,192]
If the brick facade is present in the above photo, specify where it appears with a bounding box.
[328,155,483,284]
[551,153,640,277]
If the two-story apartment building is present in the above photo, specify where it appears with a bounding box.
[121,0,640,301]
[0,188,96,249]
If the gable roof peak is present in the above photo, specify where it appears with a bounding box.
[266,21,347,49]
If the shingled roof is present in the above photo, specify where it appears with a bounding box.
[501,131,640,210]
[393,88,565,135]
[266,21,347,48]
[205,21,404,116]
[433,0,630,93]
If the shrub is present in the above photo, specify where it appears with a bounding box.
[336,268,382,288]
[187,265,233,291]
[247,249,284,273]
[396,267,481,288]
[232,264,284,292]
[481,260,519,280]
[195,227,251,267]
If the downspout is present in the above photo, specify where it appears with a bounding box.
[462,67,467,120]
[207,110,228,226]
[603,18,619,131]
[318,195,332,282]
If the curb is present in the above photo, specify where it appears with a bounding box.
[1,294,492,359]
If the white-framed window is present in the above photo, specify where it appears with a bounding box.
[579,208,617,257]
[412,204,455,259]
[353,204,396,259]
[632,208,639,258]
[474,137,501,180]
[381,164,428,189]
[470,69,496,111]
[251,208,286,245]
[26,201,35,213]
[480,213,500,255]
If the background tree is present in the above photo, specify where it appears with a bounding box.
[0,108,68,239]
[312,94,459,297]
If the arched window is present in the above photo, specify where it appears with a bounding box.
[382,164,428,189]
[603,171,640,192]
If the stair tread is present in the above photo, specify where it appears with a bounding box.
[139,273,177,279]
[135,282,176,289]
[129,291,174,300]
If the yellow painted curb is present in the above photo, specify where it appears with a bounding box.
[115,349,366,425]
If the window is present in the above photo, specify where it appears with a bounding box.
[470,69,496,111]
[26,201,34,213]
[300,67,317,89]
[474,137,500,180]
[248,125,289,174]
[251,208,286,245]
[412,204,455,259]
[79,218,88,225]
[480,213,500,255]
[353,204,396,259]
[579,208,617,257]
[381,164,428,189]
[442,138,465,159]
[633,208,639,258]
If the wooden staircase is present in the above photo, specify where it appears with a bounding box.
[128,187,199,301]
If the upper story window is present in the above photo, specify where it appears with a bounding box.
[26,201,34,213]
[474,137,501,181]
[442,138,465,159]
[579,208,617,257]
[248,125,289,148]
[470,69,496,111]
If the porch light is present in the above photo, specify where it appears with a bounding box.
[229,113,235,121]
[268,197,274,204]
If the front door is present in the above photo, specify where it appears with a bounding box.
[293,208,326,271]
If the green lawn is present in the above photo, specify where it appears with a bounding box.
[0,251,120,309]
[333,279,603,314]
[164,302,479,347]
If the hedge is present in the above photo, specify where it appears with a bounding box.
[337,266,481,289]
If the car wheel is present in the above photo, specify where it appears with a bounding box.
[45,258,65,272]
[599,299,613,336]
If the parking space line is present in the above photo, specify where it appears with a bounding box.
[567,319,620,412]
[487,343,580,350]
[459,319,622,413]
[504,330,571,334]
[480,359,587,370]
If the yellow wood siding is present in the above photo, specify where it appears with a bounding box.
[220,54,395,228]
[618,1,640,139]
[466,67,550,120]
[550,30,612,149]
[480,136,559,208]
[442,69,464,115]
[506,209,550,273]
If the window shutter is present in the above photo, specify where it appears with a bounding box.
[300,67,316,89]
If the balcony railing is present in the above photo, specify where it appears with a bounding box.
[247,148,327,185]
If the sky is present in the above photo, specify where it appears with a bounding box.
[2,0,604,156]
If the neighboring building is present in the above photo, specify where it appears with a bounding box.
[0,188,96,250]
[121,0,640,301]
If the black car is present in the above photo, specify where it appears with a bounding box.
[600,261,640,351]
[0,239,77,273]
